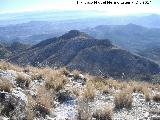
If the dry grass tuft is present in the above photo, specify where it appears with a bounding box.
[0,77,12,92]
[45,69,67,91]
[16,74,31,88]
[114,90,132,110]
[0,61,23,72]
[25,95,36,120]
[82,81,96,101]
[35,86,53,117]
[77,99,91,120]
[153,94,160,102]
[93,107,113,120]
[59,67,70,76]
[72,70,81,79]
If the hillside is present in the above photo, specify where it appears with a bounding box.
[0,42,30,59]
[9,30,160,80]
[0,61,160,119]
[0,43,11,59]
[84,24,160,53]
[138,45,160,65]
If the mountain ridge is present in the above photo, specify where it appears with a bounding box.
[9,30,160,80]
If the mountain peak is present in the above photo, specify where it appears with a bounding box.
[60,30,92,39]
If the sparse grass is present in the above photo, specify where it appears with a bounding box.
[16,74,31,88]
[114,90,132,110]
[35,86,53,118]
[25,95,36,120]
[144,92,151,102]
[153,94,160,102]
[93,107,113,120]
[82,81,96,101]
[0,61,23,72]
[45,71,66,91]
[0,77,12,92]
[72,70,80,79]
[131,83,151,101]
[94,80,109,94]
[133,85,143,93]
[59,67,70,76]
[77,99,91,120]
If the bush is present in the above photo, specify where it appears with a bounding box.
[82,82,96,101]
[93,107,113,120]
[153,94,160,102]
[16,74,31,88]
[44,69,66,91]
[77,99,91,120]
[35,87,52,118]
[114,91,132,110]
[0,77,12,92]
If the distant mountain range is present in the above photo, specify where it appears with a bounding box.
[0,13,160,45]
[84,24,160,53]
[9,30,160,80]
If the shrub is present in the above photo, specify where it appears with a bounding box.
[35,87,52,118]
[72,70,80,79]
[145,93,151,102]
[59,67,70,76]
[93,107,113,120]
[0,61,23,72]
[42,68,66,91]
[82,82,96,101]
[153,94,160,102]
[77,99,91,120]
[114,91,132,110]
[15,74,31,88]
[0,77,12,92]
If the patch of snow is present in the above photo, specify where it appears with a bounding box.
[12,89,28,103]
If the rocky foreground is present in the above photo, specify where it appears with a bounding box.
[0,61,160,120]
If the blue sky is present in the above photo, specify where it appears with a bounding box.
[0,0,160,15]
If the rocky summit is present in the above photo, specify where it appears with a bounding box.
[9,30,160,80]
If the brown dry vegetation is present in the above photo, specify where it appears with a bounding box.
[0,61,23,72]
[153,94,160,102]
[44,69,67,91]
[72,70,81,79]
[77,99,91,120]
[114,90,133,109]
[0,77,12,92]
[82,81,96,101]
[16,73,31,88]
[93,107,113,120]
[35,86,53,117]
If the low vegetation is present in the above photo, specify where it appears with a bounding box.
[114,90,133,110]
[82,81,96,101]
[153,94,160,102]
[0,61,159,119]
[93,107,113,120]
[16,74,31,88]
[0,77,12,92]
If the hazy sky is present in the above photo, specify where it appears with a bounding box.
[0,0,160,15]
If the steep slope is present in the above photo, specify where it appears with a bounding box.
[138,44,160,65]
[0,42,30,59]
[7,41,31,53]
[0,43,11,59]
[9,30,160,79]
